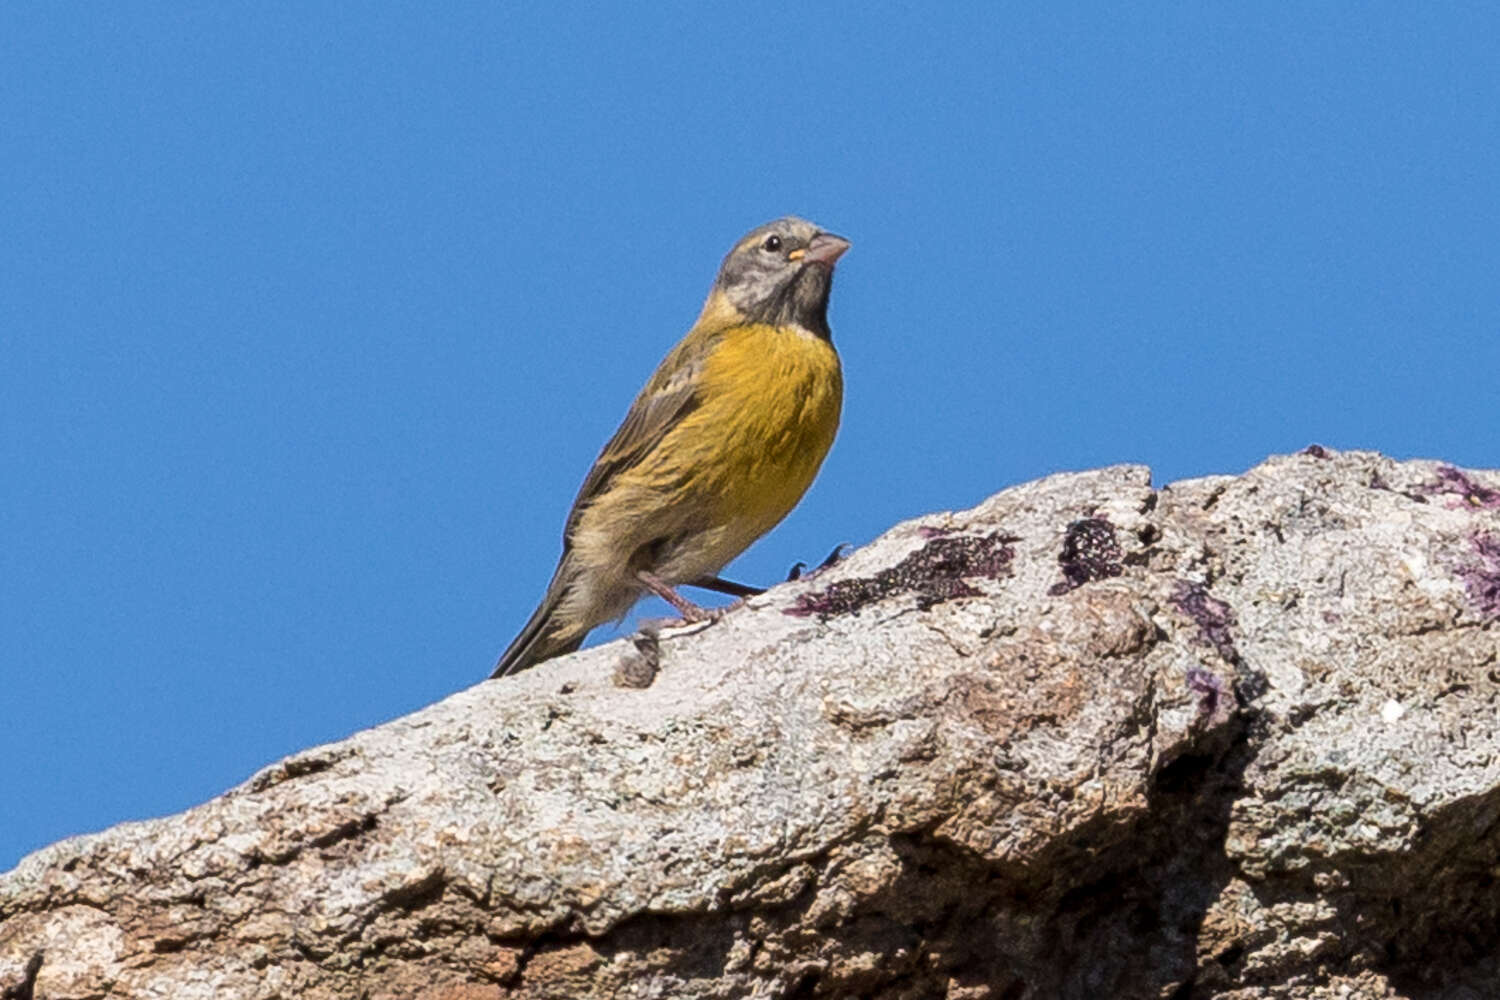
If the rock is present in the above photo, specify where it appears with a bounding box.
[2,450,1498,999]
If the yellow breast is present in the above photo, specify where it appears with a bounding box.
[657,322,842,568]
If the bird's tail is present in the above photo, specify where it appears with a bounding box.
[490,572,585,679]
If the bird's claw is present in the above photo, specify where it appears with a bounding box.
[787,543,849,581]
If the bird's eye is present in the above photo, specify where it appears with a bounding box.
[761,234,783,253]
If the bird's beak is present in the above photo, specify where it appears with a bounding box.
[802,232,851,268]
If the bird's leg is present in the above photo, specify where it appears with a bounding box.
[689,575,765,598]
[637,570,715,623]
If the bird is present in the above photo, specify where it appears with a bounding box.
[491,216,850,678]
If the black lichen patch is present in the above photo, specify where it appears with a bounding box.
[1171,581,1241,666]
[786,531,1018,620]
[1415,465,1500,510]
[1048,517,1124,595]
[1458,533,1500,622]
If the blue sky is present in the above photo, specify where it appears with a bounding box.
[3,5,1497,869]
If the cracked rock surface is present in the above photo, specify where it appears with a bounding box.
[3,450,1498,999]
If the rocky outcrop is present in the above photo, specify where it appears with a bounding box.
[3,450,1499,999]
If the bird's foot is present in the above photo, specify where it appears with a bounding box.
[786,543,850,582]
[638,569,752,630]
[702,596,749,621]
[639,600,741,633]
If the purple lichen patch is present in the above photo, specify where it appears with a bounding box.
[786,531,1018,620]
[1048,517,1124,595]
[1414,465,1500,510]
[1173,581,1264,700]
[1171,580,1241,666]
[1458,533,1500,622]
[1185,666,1230,725]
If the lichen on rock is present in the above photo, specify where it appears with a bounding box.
[2,451,1498,1000]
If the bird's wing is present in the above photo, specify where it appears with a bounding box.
[562,330,719,542]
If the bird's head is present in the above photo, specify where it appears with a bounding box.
[700,217,850,340]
